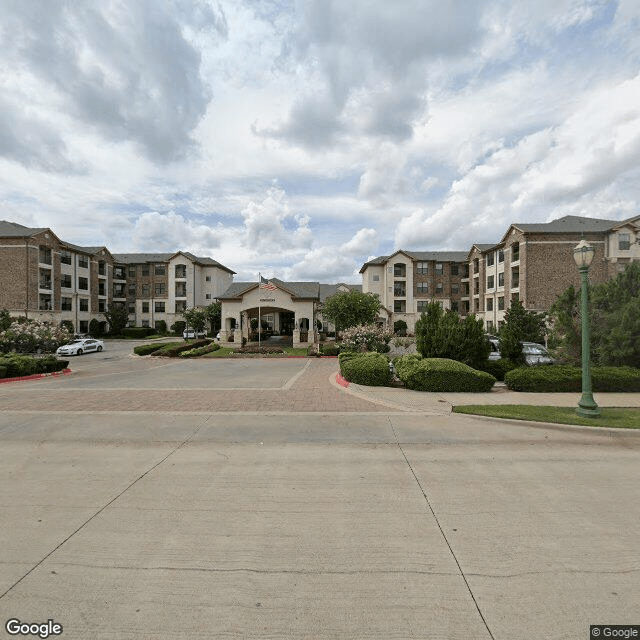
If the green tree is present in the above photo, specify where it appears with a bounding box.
[103,305,129,336]
[204,302,221,332]
[415,301,444,358]
[321,291,381,332]
[182,307,208,333]
[498,300,547,364]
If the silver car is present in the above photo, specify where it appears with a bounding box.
[521,342,555,365]
[56,338,104,356]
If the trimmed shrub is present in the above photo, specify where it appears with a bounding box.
[0,365,6,378]
[155,320,167,334]
[0,355,68,378]
[394,356,496,392]
[505,365,640,392]
[320,343,340,356]
[339,352,391,387]
[171,321,186,336]
[233,345,285,354]
[133,343,167,356]
[151,339,210,357]
[477,358,520,381]
[180,342,221,357]
[123,327,155,339]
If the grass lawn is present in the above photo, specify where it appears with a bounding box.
[453,404,640,429]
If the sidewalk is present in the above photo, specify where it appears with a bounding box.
[337,375,640,414]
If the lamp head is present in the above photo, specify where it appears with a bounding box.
[573,239,595,268]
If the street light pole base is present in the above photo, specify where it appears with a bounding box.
[576,395,601,418]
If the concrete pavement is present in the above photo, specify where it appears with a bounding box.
[0,351,638,639]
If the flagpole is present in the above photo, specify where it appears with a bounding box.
[258,272,261,347]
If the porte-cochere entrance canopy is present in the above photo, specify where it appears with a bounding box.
[217,278,321,348]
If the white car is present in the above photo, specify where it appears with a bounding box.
[183,329,207,339]
[56,338,104,356]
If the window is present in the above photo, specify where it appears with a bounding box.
[79,320,89,333]
[205,293,212,300]
[474,281,479,295]
[128,285,137,296]
[60,250,72,265]
[175,282,187,297]
[128,303,136,314]
[394,300,406,312]
[487,275,494,289]
[619,233,631,250]
[141,320,149,327]
[98,300,106,312]
[417,301,429,312]
[463,300,470,313]
[113,284,126,297]
[498,272,504,287]
[416,283,428,294]
[498,249,504,263]
[114,266,126,279]
[175,264,187,278]
[175,300,186,313]
[372,275,380,281]
[452,284,460,294]
[473,258,479,274]
[498,296,505,311]
[128,266,137,277]
[451,264,459,276]
[78,277,88,290]
[98,261,106,276]
[39,247,52,264]
[436,283,443,293]
[486,298,493,311]
[141,264,150,276]
[155,283,165,296]
[512,242,520,261]
[205,276,211,282]
[416,262,428,275]
[486,253,495,267]
[142,302,149,313]
[78,256,88,268]
[154,264,166,276]
[79,298,89,312]
[61,297,72,311]
[61,274,72,288]
[141,284,150,296]
[435,263,444,276]
[98,283,106,296]
[394,263,406,277]
[155,301,165,313]
[511,267,519,288]
[394,281,406,297]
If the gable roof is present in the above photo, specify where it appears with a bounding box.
[111,250,235,273]
[218,278,321,301]
[510,215,616,235]
[0,220,49,237]
[360,249,468,273]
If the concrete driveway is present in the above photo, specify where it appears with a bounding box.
[0,343,638,639]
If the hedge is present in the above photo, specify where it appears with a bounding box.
[477,358,521,381]
[320,343,340,356]
[505,365,640,392]
[151,339,210,357]
[338,352,391,386]
[0,355,69,378]
[393,356,496,392]
[181,342,221,357]
[133,343,173,356]
[123,327,156,339]
[233,345,285,354]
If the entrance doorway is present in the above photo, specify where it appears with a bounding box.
[280,311,295,335]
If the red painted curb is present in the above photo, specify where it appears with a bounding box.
[0,368,72,384]
[336,372,349,388]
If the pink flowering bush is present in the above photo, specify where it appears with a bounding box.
[0,318,71,354]
[339,323,394,353]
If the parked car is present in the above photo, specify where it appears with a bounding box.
[485,339,556,366]
[521,342,556,366]
[56,338,104,356]
[183,329,207,339]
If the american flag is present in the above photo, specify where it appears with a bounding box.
[260,276,277,291]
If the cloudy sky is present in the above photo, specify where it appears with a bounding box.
[1,0,639,282]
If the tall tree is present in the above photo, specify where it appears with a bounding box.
[321,291,381,332]
[103,305,129,336]
[182,307,208,333]
[498,300,547,363]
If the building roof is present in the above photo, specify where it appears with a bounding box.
[319,283,362,302]
[359,250,468,273]
[0,220,49,237]
[511,215,616,234]
[219,279,362,302]
[111,251,235,273]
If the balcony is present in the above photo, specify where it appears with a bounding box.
[39,280,52,290]
[114,267,126,280]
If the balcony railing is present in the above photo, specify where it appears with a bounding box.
[39,281,52,290]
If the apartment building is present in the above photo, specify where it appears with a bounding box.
[361,214,640,333]
[0,221,234,333]
[360,250,469,332]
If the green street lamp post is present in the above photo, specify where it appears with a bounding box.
[572,240,600,418]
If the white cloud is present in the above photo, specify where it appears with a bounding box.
[131,211,221,252]
[340,228,378,255]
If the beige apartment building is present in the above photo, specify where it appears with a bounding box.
[0,221,234,333]
[361,214,640,333]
